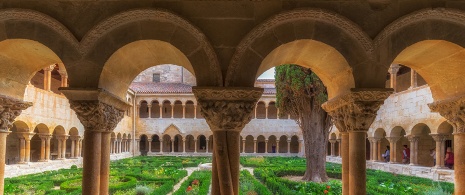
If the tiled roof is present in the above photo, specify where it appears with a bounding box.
[130,82,277,95]
[130,82,193,94]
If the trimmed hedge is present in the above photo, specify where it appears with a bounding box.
[173,171,212,195]
[239,170,272,195]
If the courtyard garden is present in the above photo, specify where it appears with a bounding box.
[4,156,454,195]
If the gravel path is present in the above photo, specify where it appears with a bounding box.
[167,167,198,195]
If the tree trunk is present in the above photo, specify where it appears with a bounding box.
[301,108,329,182]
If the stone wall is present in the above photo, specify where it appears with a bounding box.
[132,64,196,85]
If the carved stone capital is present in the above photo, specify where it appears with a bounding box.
[388,64,401,75]
[38,134,53,140]
[192,87,263,131]
[386,136,402,143]
[430,134,450,142]
[0,95,33,131]
[428,96,465,133]
[43,64,56,72]
[406,135,420,143]
[322,89,393,132]
[367,137,380,143]
[329,139,337,144]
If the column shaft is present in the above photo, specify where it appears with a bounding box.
[0,131,10,193]
[40,138,46,161]
[349,131,367,195]
[212,131,241,195]
[100,132,111,195]
[206,139,209,153]
[74,139,79,158]
[373,140,378,161]
[265,141,268,153]
[455,133,465,195]
[171,139,174,153]
[194,139,197,153]
[19,138,25,163]
[61,138,67,159]
[183,139,186,153]
[71,140,75,158]
[253,140,257,153]
[148,139,152,153]
[287,141,291,154]
[148,106,152,118]
[25,137,31,162]
[340,133,349,195]
[45,137,51,161]
[82,131,102,195]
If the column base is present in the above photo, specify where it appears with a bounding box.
[38,160,48,162]
[17,161,27,164]
[56,158,65,160]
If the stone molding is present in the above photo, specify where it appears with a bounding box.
[428,96,465,133]
[406,135,420,143]
[322,89,393,132]
[388,64,400,75]
[385,136,402,143]
[226,8,372,86]
[0,95,33,130]
[192,87,263,131]
[430,134,450,142]
[69,101,124,132]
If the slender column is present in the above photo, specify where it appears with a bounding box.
[159,140,163,153]
[171,104,174,119]
[287,140,291,154]
[389,64,401,92]
[182,105,186,119]
[242,139,245,153]
[58,69,68,88]
[372,138,380,161]
[0,95,31,193]
[110,138,114,154]
[159,105,163,118]
[39,136,46,161]
[100,132,111,195]
[265,140,268,153]
[377,140,383,162]
[193,87,262,195]
[74,137,80,158]
[194,139,198,153]
[171,139,175,153]
[336,138,342,157]
[70,138,75,158]
[43,64,56,91]
[118,139,122,153]
[18,137,26,163]
[386,137,401,163]
[253,140,257,153]
[431,134,449,168]
[276,109,280,120]
[79,139,83,157]
[148,104,152,118]
[147,139,152,153]
[57,138,63,160]
[407,135,420,165]
[45,136,51,161]
[183,138,187,153]
[276,142,280,153]
[265,106,268,119]
[410,70,417,89]
[24,134,33,162]
[206,139,209,153]
[61,136,68,159]
[329,139,336,156]
[194,105,197,119]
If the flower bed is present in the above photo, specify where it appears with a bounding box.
[239,170,272,195]
[173,171,212,195]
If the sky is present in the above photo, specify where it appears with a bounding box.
[257,67,275,79]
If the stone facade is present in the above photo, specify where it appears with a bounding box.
[132,65,196,86]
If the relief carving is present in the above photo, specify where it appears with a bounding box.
[193,88,263,131]
[69,101,124,132]
[0,95,32,130]
[428,96,465,133]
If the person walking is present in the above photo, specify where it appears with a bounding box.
[430,148,436,166]
[402,145,410,164]
[445,147,454,169]
[382,146,390,162]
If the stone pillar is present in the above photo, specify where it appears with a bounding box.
[370,138,380,161]
[171,104,174,119]
[74,137,80,158]
[0,95,32,193]
[18,137,26,163]
[183,138,186,153]
[377,140,383,162]
[193,87,262,195]
[147,139,152,153]
[61,136,68,159]
[39,135,46,161]
[194,139,198,153]
[45,135,52,161]
[265,106,268,119]
[386,137,401,163]
[56,138,63,160]
[194,105,197,119]
[171,139,175,153]
[159,105,163,118]
[407,135,420,166]
[242,139,245,153]
[329,139,336,157]
[431,134,449,168]
[182,105,186,119]
[276,109,280,120]
[287,139,291,154]
[389,64,401,92]
[410,70,417,89]
[43,64,56,91]
[79,139,83,157]
[336,138,341,157]
[148,104,152,118]
[276,142,280,153]
[159,140,163,153]
[254,104,257,119]
[206,139,209,153]
[71,138,76,158]
[58,69,68,88]
[110,138,114,154]
[322,89,392,195]
[253,140,257,153]
[265,140,268,153]
[62,90,127,195]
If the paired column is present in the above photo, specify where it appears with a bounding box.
[0,95,32,193]
[58,69,68,88]
[183,138,187,153]
[62,89,128,195]
[148,105,152,118]
[194,139,198,153]
[242,139,246,153]
[407,135,420,165]
[386,137,401,163]
[431,134,449,168]
[206,139,209,153]
[43,64,56,91]
[253,140,257,153]
[368,138,380,161]
[159,140,163,153]
[323,89,392,195]
[265,140,268,153]
[171,139,175,153]
[193,87,262,195]
[287,139,291,153]
[147,139,152,153]
[329,139,336,156]
[410,70,417,89]
[389,64,401,92]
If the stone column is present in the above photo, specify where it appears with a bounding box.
[431,134,449,168]
[45,135,52,161]
[0,95,32,193]
[58,69,68,88]
[323,89,392,195]
[159,105,163,118]
[147,139,152,153]
[182,105,186,119]
[265,140,268,153]
[407,135,420,166]
[287,139,291,154]
[110,138,114,154]
[371,138,380,161]
[329,139,336,157]
[43,64,56,91]
[377,140,383,162]
[159,140,163,153]
[171,104,174,119]
[242,139,245,153]
[253,140,257,153]
[70,137,76,158]
[61,136,68,159]
[171,139,175,153]
[183,138,186,153]
[254,104,257,119]
[277,109,280,120]
[410,70,417,89]
[62,90,127,195]
[56,138,63,160]
[148,104,152,118]
[39,135,46,161]
[276,142,280,153]
[265,106,268,119]
[206,139,209,153]
[389,64,401,92]
[193,87,262,195]
[194,139,198,153]
[74,136,80,158]
[194,105,197,119]
[336,138,341,157]
[386,136,401,163]
[18,137,26,163]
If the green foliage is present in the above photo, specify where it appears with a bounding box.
[275,64,328,117]
[239,170,272,195]
[173,171,212,195]
[70,165,78,169]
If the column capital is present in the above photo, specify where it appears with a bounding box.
[17,132,35,140]
[147,138,152,142]
[329,139,337,144]
[0,95,33,131]
[70,135,81,141]
[428,96,465,133]
[38,133,53,140]
[43,64,56,72]
[406,135,421,143]
[56,135,69,140]
[385,136,402,143]
[57,70,68,77]
[192,87,263,131]
[388,64,401,75]
[430,134,450,142]
[336,138,342,143]
[322,89,393,132]
[60,89,130,132]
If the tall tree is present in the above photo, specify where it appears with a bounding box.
[275,64,332,182]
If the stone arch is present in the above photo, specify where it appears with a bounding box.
[139,134,148,154]
[376,9,465,101]
[151,100,160,118]
[151,134,161,152]
[245,135,254,153]
[162,100,172,118]
[185,101,195,118]
[197,135,207,152]
[163,124,182,138]
[389,126,408,163]
[279,135,288,153]
[86,9,222,100]
[256,135,266,153]
[437,121,454,135]
[69,127,79,136]
[256,101,266,119]
[33,123,49,134]
[185,134,195,152]
[330,133,337,140]
[226,9,367,98]
[139,100,149,118]
[6,121,30,164]
[290,135,300,154]
[11,121,30,132]
[53,126,66,135]
[267,101,277,119]
[173,100,183,118]
[0,10,80,99]
[267,135,277,153]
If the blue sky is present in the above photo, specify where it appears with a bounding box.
[257,67,275,79]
